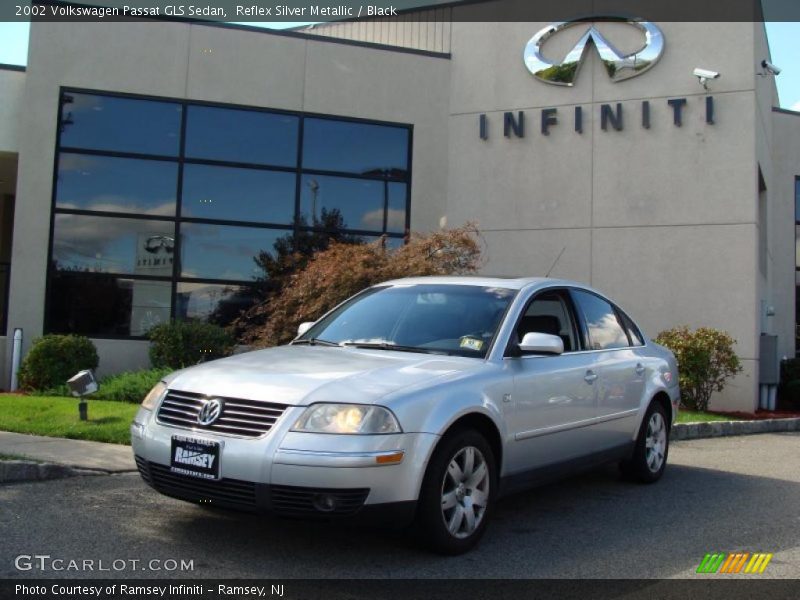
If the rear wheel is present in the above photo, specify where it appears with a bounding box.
[621,401,669,483]
[416,429,496,555]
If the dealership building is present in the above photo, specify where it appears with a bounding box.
[0,7,798,410]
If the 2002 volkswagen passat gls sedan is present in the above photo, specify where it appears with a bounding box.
[132,277,679,554]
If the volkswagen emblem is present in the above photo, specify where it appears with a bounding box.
[524,18,665,86]
[197,398,223,426]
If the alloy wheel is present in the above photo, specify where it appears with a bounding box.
[645,412,667,473]
[440,446,490,539]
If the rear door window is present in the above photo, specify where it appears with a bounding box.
[571,290,630,350]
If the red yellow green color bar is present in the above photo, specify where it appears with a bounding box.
[696,553,773,574]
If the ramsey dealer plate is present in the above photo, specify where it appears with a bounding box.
[170,435,220,480]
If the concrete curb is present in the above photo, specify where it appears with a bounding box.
[672,417,800,441]
[0,460,104,484]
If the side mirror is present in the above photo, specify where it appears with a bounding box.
[297,322,314,337]
[518,332,564,355]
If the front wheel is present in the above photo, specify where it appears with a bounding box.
[621,401,670,483]
[416,429,496,555]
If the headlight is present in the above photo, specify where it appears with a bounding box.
[141,381,168,410]
[292,403,402,434]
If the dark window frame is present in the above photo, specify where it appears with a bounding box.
[45,87,414,339]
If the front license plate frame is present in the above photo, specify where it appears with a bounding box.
[170,435,221,480]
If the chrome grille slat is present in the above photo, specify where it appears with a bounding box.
[158,406,199,418]
[156,390,289,438]
[216,415,277,426]
[223,408,284,418]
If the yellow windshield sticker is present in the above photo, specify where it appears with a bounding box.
[460,337,484,351]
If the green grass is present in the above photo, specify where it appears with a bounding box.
[0,395,138,445]
[676,409,745,424]
[0,453,40,461]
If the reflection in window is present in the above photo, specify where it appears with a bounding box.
[57,153,177,216]
[50,91,412,337]
[47,273,171,336]
[180,223,284,281]
[572,290,629,350]
[60,93,181,156]
[53,214,175,275]
[300,175,407,233]
[181,164,295,224]
[176,282,258,327]
[185,106,298,167]
[303,118,409,176]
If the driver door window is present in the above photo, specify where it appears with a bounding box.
[517,290,579,353]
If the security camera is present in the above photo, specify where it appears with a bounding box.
[693,67,720,89]
[761,60,781,76]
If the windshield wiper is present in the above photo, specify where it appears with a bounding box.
[292,338,341,347]
[341,342,441,355]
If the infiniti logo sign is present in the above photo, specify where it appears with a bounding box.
[197,398,223,426]
[524,18,665,86]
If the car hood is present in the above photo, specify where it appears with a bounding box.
[165,345,481,406]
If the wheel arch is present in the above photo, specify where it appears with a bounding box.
[634,391,673,440]
[437,412,504,476]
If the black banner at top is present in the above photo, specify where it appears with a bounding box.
[3,0,800,23]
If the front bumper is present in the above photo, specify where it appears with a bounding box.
[131,405,438,521]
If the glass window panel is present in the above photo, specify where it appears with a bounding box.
[572,290,630,350]
[360,236,406,249]
[302,118,409,177]
[176,282,258,327]
[59,93,181,156]
[300,175,406,233]
[47,273,171,336]
[56,153,177,216]
[795,178,800,221]
[181,164,296,224]
[180,223,287,281]
[796,224,800,268]
[185,106,298,166]
[53,214,175,275]
[386,182,408,234]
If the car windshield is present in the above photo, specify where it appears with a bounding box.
[297,284,517,358]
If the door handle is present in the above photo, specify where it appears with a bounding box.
[584,370,598,384]
[635,363,646,376]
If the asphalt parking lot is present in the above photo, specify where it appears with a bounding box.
[1,433,798,580]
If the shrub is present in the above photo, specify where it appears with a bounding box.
[18,335,99,392]
[95,367,174,403]
[239,223,483,347]
[654,326,742,412]
[148,320,235,369]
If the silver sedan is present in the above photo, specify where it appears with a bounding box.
[132,276,680,554]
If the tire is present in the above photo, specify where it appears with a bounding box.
[621,401,670,483]
[416,429,497,555]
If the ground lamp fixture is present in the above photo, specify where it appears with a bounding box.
[67,370,98,421]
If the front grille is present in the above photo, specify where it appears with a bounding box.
[143,461,257,510]
[156,390,287,438]
[271,485,370,516]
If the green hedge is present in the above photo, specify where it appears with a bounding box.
[95,367,174,404]
[148,320,235,369]
[18,335,99,393]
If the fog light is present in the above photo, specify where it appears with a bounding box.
[312,493,337,513]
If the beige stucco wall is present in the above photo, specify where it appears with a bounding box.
[5,21,449,383]
[0,69,25,153]
[446,21,768,410]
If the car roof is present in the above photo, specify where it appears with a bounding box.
[378,275,588,291]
